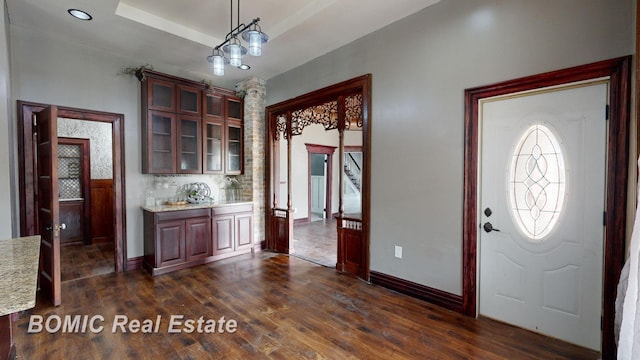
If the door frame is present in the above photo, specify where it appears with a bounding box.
[305,143,336,222]
[17,101,127,272]
[462,56,631,358]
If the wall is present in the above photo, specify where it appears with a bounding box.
[9,25,257,259]
[9,25,149,257]
[267,0,634,295]
[0,1,13,239]
[58,118,113,179]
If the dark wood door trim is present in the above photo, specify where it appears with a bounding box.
[17,100,127,273]
[462,56,631,359]
[305,143,336,223]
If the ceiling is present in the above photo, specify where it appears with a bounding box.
[6,0,440,88]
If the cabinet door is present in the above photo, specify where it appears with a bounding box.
[212,215,234,256]
[186,217,211,261]
[177,115,202,173]
[226,97,242,121]
[148,78,176,112]
[235,213,253,251]
[157,220,186,267]
[205,92,223,118]
[178,84,202,116]
[145,110,176,173]
[203,119,224,174]
[226,119,243,174]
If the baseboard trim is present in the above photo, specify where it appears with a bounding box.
[126,256,144,271]
[370,271,463,314]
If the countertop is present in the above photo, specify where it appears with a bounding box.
[141,200,253,213]
[0,236,41,316]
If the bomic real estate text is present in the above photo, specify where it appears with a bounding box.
[27,314,238,334]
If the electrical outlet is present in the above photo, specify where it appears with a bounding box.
[394,246,403,259]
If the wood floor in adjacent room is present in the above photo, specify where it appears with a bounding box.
[15,253,599,359]
[293,218,337,268]
[60,242,115,282]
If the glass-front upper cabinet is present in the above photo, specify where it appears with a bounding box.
[177,115,201,173]
[147,78,176,113]
[144,110,176,173]
[226,97,243,174]
[204,92,224,174]
[226,120,242,174]
[141,70,242,175]
[178,84,201,116]
[204,119,224,174]
[204,92,243,175]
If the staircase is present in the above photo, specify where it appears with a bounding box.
[344,153,361,192]
[344,167,360,191]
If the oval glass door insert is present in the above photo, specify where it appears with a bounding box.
[508,124,566,241]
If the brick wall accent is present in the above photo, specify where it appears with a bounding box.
[236,77,266,246]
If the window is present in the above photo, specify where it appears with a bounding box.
[508,124,566,241]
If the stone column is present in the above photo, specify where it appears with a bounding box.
[236,77,266,249]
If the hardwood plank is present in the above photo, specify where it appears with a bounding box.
[14,253,599,359]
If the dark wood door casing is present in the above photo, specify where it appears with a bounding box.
[17,101,127,273]
[462,56,631,359]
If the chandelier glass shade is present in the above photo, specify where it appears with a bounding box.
[207,0,269,76]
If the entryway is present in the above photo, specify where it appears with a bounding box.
[17,101,126,306]
[462,57,630,359]
[56,120,117,281]
[479,80,607,350]
[265,75,371,280]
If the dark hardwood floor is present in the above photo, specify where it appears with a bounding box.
[61,242,115,282]
[14,252,598,359]
[293,218,337,268]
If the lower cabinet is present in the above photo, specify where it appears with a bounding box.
[211,203,254,259]
[143,204,253,275]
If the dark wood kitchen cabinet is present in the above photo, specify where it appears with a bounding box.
[211,203,253,259]
[143,208,210,275]
[203,90,244,175]
[143,203,253,275]
[141,70,243,175]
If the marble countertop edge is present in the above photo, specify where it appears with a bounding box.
[0,235,41,317]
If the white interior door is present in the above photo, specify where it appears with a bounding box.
[311,175,325,215]
[479,81,608,350]
[310,153,327,217]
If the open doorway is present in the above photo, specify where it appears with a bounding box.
[57,119,115,282]
[17,101,126,305]
[290,142,338,267]
[266,75,371,279]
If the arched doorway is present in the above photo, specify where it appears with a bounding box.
[264,75,371,280]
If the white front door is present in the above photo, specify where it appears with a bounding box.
[479,80,608,350]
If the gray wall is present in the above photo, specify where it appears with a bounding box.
[267,0,634,295]
[9,25,149,256]
[0,1,13,239]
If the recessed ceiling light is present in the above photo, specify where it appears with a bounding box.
[238,64,250,70]
[67,9,92,21]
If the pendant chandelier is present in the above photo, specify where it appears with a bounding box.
[207,0,269,76]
